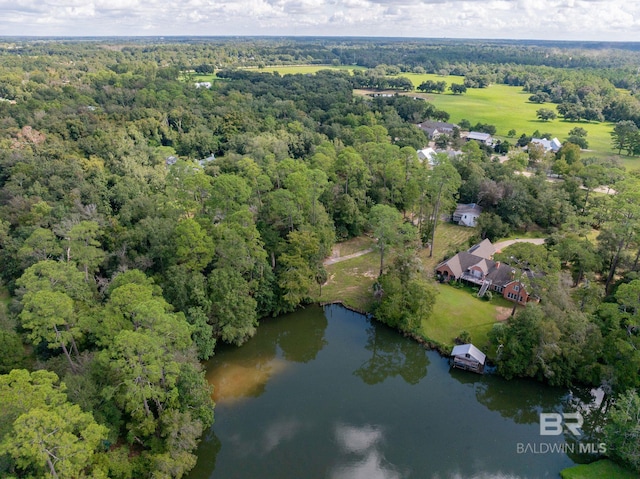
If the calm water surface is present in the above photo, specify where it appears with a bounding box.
[188,304,604,479]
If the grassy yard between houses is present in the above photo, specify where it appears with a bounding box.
[319,223,511,352]
[560,460,637,479]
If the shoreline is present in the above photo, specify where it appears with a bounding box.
[319,300,451,357]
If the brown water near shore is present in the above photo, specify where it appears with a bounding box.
[206,357,289,404]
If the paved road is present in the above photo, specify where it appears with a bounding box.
[493,238,546,252]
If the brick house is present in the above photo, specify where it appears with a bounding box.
[435,239,533,305]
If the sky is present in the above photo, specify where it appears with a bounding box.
[0,0,639,42]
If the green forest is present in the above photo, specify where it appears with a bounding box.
[2,37,640,477]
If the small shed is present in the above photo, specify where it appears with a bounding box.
[451,343,486,374]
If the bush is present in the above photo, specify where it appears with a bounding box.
[455,330,472,344]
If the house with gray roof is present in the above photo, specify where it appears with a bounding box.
[435,239,532,305]
[465,131,494,146]
[417,121,457,139]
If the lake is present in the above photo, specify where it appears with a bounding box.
[187,304,605,479]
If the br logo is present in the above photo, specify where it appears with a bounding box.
[539,412,583,437]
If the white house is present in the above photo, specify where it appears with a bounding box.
[195,82,212,89]
[452,203,482,227]
[417,147,437,166]
[531,137,562,153]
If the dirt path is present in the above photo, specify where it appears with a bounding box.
[493,238,546,252]
[323,248,375,266]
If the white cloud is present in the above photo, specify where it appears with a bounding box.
[0,0,638,40]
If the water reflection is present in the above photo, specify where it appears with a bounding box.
[204,305,328,404]
[332,424,406,479]
[449,368,567,424]
[278,305,328,362]
[263,418,303,453]
[354,324,429,385]
[186,429,221,478]
[563,388,608,463]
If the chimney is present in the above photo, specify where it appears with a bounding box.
[496,261,500,269]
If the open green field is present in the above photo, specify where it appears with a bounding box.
[417,222,478,271]
[560,460,637,479]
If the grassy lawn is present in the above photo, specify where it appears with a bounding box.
[423,283,511,352]
[319,222,477,312]
[495,229,548,242]
[329,235,376,258]
[319,250,378,312]
[560,460,637,479]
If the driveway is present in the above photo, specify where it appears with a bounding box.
[493,238,546,252]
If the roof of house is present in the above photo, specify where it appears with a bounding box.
[417,147,437,164]
[467,238,494,260]
[485,262,518,285]
[466,131,492,141]
[531,137,562,152]
[435,239,530,287]
[417,121,457,131]
[454,203,483,217]
[451,343,486,364]
[437,251,488,278]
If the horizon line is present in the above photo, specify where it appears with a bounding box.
[0,35,638,45]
